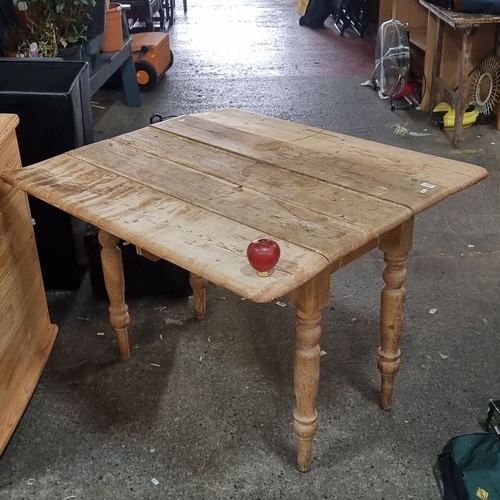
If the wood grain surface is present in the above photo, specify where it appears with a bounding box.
[1,109,488,302]
[420,0,500,27]
[0,109,488,470]
[0,117,57,454]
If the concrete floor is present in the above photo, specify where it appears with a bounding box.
[2,0,500,498]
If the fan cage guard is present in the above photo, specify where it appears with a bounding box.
[373,19,410,97]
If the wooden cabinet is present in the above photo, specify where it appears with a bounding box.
[0,114,57,454]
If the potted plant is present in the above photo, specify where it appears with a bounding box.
[102,1,124,52]
[2,20,59,57]
[5,0,97,59]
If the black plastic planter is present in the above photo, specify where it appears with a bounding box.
[0,59,94,290]
[86,0,106,38]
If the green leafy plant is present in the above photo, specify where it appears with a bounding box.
[11,0,96,53]
[2,21,58,57]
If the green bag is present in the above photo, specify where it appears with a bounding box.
[439,433,500,500]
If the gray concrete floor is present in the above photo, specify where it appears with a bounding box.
[2,0,500,498]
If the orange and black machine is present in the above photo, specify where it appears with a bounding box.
[130,32,174,92]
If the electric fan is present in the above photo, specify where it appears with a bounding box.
[372,19,413,110]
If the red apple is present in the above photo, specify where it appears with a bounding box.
[246,239,281,277]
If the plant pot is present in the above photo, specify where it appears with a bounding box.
[102,3,124,52]
[57,44,83,61]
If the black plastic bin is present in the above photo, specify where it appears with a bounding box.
[0,59,94,290]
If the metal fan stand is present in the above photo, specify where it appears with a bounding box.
[334,0,371,37]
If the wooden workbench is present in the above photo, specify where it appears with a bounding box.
[422,1,500,26]
[379,0,499,145]
[421,0,500,146]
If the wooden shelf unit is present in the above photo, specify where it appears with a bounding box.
[379,0,429,40]
[408,26,427,51]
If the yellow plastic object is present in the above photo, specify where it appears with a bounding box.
[432,102,480,130]
[297,0,309,15]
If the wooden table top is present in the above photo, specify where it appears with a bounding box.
[420,0,500,27]
[0,109,487,302]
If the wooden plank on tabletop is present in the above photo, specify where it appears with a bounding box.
[70,139,382,251]
[190,109,488,194]
[84,132,413,239]
[153,113,486,214]
[197,109,487,182]
[149,118,448,213]
[1,158,329,302]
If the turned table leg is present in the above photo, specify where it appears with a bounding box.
[98,230,131,361]
[377,218,414,410]
[289,269,331,472]
[189,272,207,320]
